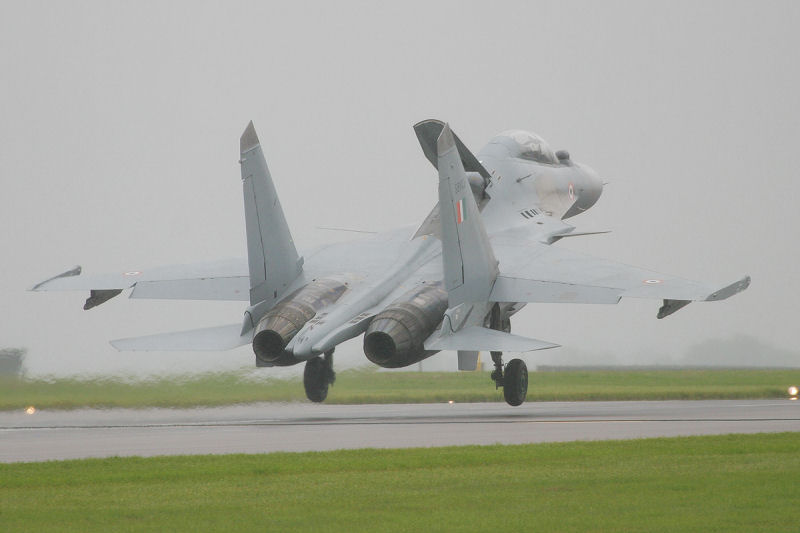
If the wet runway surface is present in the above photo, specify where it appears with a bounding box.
[2,400,799,462]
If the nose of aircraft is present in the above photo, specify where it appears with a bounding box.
[577,163,603,210]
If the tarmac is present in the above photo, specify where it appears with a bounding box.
[2,400,799,462]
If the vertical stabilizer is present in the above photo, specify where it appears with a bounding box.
[240,121,303,306]
[437,124,499,306]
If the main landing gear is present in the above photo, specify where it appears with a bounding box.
[491,351,528,407]
[303,349,336,403]
[487,304,528,407]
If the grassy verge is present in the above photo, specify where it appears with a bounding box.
[1,433,799,532]
[2,368,800,410]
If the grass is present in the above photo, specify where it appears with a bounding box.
[1,433,798,532]
[2,368,800,410]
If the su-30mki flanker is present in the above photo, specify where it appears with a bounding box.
[32,120,750,406]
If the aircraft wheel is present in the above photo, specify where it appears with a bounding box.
[503,358,528,407]
[304,357,329,403]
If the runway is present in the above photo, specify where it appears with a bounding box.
[2,400,799,463]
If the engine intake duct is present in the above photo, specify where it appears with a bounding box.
[253,278,347,365]
[363,283,448,368]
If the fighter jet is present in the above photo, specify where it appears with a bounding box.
[31,120,750,406]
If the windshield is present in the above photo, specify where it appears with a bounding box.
[498,130,559,164]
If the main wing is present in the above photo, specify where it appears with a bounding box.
[30,228,424,306]
[490,221,750,318]
[30,259,251,308]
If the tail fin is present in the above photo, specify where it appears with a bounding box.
[414,119,491,181]
[437,123,498,306]
[412,120,491,240]
[424,124,559,355]
[240,121,303,306]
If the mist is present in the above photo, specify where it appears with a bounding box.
[2,1,798,378]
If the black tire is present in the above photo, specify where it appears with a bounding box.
[304,357,329,403]
[503,358,528,407]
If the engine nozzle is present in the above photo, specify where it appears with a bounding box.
[252,278,347,366]
[363,283,448,368]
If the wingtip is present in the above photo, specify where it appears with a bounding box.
[240,120,260,153]
[30,265,82,291]
[705,275,751,302]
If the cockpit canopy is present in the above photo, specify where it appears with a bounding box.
[497,130,559,165]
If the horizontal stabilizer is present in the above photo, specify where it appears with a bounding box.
[425,326,559,353]
[111,324,253,352]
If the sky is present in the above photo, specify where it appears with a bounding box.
[1,1,798,377]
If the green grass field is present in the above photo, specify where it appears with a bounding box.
[1,433,798,532]
[3,368,800,410]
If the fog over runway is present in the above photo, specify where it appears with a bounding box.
[4,3,799,379]
[2,400,799,463]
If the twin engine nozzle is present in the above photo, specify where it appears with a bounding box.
[252,280,449,370]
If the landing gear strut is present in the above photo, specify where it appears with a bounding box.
[491,351,504,389]
[488,304,527,406]
[303,349,336,403]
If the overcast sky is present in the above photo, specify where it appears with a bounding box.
[2,1,798,377]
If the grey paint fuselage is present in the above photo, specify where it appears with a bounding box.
[282,130,604,358]
[30,121,747,361]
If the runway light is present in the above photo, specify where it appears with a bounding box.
[788,386,798,397]
[25,406,36,415]
[448,400,455,405]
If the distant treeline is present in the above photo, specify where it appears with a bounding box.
[0,348,26,376]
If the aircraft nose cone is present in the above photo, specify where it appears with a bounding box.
[578,163,603,209]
